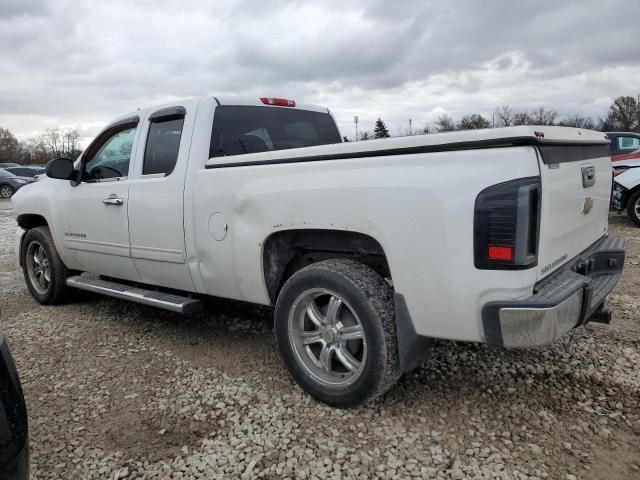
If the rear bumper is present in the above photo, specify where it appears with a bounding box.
[482,236,625,348]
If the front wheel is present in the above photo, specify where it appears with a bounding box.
[627,190,640,227]
[0,184,14,198]
[275,259,400,407]
[21,227,70,304]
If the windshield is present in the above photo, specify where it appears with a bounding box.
[210,106,341,157]
[0,169,16,178]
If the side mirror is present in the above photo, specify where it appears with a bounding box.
[45,158,75,180]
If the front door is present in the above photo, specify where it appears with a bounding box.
[58,118,141,282]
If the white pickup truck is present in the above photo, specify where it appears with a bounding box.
[12,96,625,407]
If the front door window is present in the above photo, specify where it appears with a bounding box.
[84,127,136,181]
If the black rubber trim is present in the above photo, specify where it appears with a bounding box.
[213,97,221,106]
[394,293,432,372]
[205,137,609,169]
[482,235,625,346]
[149,106,185,122]
[104,115,140,131]
[537,144,611,164]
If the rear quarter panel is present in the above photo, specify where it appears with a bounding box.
[191,146,541,342]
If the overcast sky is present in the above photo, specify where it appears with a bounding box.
[1,0,639,143]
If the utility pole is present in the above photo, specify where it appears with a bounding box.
[354,116,359,141]
[409,119,412,135]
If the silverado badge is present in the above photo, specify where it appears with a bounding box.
[582,197,594,215]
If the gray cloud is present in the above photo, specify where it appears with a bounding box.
[1,0,639,141]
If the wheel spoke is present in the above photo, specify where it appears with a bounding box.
[318,344,333,372]
[335,344,360,372]
[339,324,363,340]
[325,296,342,325]
[302,331,323,345]
[33,253,41,266]
[306,301,326,327]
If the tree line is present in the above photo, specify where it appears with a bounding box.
[0,126,82,165]
[354,95,640,140]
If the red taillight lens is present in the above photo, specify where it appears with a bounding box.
[488,245,513,260]
[260,97,296,107]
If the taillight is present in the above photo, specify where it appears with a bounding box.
[260,97,296,107]
[474,177,540,269]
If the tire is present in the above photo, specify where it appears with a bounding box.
[275,259,400,407]
[626,189,640,227]
[21,227,70,305]
[0,184,14,198]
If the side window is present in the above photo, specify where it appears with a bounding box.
[616,136,640,153]
[142,116,185,176]
[84,127,136,181]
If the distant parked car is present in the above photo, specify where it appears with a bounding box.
[4,167,45,178]
[0,311,29,480]
[0,170,35,198]
[608,131,640,163]
[0,163,20,169]
[608,132,640,226]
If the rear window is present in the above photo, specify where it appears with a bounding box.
[209,106,341,158]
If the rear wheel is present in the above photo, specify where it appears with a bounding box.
[275,259,400,407]
[21,227,70,304]
[627,190,640,227]
[0,184,14,198]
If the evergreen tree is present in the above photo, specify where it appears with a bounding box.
[373,118,390,138]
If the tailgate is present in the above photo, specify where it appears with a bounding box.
[536,143,612,281]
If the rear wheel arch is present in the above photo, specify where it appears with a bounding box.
[262,229,391,304]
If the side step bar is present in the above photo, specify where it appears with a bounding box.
[66,274,203,314]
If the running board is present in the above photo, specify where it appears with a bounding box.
[66,274,203,314]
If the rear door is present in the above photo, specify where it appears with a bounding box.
[535,143,612,280]
[127,102,197,291]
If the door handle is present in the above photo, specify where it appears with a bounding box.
[103,196,124,206]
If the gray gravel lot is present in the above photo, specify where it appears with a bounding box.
[0,198,639,480]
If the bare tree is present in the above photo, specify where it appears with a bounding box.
[557,115,596,130]
[359,131,372,141]
[512,110,530,126]
[528,107,558,126]
[597,113,617,132]
[494,105,515,127]
[62,128,81,155]
[458,114,491,130]
[607,96,639,131]
[434,114,456,132]
[0,127,19,163]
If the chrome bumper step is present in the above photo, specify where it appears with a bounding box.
[66,274,202,314]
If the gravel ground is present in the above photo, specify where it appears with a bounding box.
[0,197,639,480]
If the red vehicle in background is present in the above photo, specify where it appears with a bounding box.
[609,132,640,226]
[608,131,640,162]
